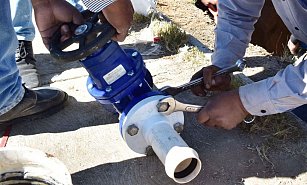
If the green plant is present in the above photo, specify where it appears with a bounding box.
[133,12,152,24]
[151,20,188,54]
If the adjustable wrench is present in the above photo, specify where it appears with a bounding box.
[159,59,246,96]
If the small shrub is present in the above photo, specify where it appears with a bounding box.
[151,20,188,54]
[133,12,152,24]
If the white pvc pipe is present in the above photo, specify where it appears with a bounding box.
[0,147,72,185]
[121,95,202,183]
[142,116,201,184]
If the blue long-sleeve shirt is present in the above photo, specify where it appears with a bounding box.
[213,0,307,116]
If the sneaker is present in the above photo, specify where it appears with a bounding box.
[0,86,68,128]
[16,40,40,89]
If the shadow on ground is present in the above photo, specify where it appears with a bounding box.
[9,96,119,136]
[244,56,289,81]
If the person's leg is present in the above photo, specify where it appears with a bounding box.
[0,0,68,128]
[10,0,39,89]
[0,0,24,116]
[11,0,35,41]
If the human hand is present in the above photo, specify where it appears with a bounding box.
[288,38,300,55]
[190,65,231,96]
[101,0,134,42]
[201,0,218,23]
[32,0,84,49]
[197,89,249,129]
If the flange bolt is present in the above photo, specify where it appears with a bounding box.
[127,124,139,136]
[131,52,138,58]
[173,122,184,133]
[145,146,155,156]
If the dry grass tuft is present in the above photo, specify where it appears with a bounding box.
[280,45,295,63]
[150,19,188,54]
[239,113,305,167]
[239,113,304,142]
[133,12,153,24]
[182,46,210,66]
[233,75,303,143]
[255,144,275,168]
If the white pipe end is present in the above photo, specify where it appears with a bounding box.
[0,147,72,185]
[165,146,201,184]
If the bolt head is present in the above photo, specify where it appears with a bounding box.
[131,52,138,57]
[145,146,155,156]
[127,124,139,136]
[128,70,134,76]
[105,86,112,92]
[173,122,184,133]
[75,24,88,35]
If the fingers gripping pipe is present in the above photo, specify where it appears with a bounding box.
[120,95,201,183]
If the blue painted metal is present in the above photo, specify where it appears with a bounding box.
[83,40,153,112]
[300,42,307,49]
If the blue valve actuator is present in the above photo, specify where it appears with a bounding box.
[82,41,152,112]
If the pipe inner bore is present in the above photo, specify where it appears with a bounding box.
[174,158,198,178]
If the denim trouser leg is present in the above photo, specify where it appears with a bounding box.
[0,0,24,115]
[10,0,35,41]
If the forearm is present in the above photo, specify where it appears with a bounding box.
[239,56,307,116]
[212,0,265,68]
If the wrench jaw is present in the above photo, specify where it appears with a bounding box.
[157,97,176,115]
[157,97,204,115]
[156,101,169,112]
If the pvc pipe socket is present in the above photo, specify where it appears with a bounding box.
[0,147,72,185]
[143,118,201,183]
[120,95,201,183]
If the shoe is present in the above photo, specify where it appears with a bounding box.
[0,86,68,128]
[16,40,40,89]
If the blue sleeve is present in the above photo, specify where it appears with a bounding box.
[239,55,307,116]
[212,0,265,68]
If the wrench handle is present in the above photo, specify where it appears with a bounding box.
[185,59,246,87]
[159,59,246,96]
[183,105,203,112]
